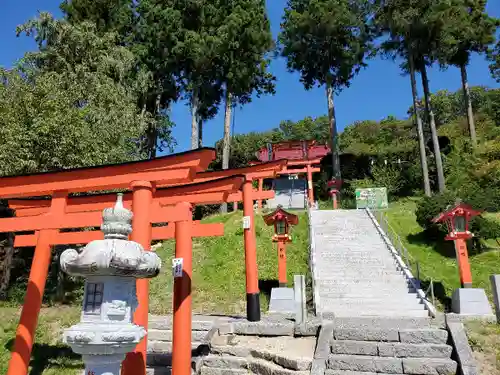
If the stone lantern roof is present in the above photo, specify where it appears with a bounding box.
[60,194,161,278]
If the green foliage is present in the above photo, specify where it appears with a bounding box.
[371,164,405,198]
[278,116,330,143]
[0,64,148,176]
[340,117,417,156]
[415,191,457,232]
[490,40,500,83]
[415,192,500,245]
[434,0,497,69]
[279,0,374,91]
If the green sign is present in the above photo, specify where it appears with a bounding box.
[355,187,388,209]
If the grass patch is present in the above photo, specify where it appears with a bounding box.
[0,210,311,374]
[0,304,82,375]
[149,210,310,315]
[383,198,500,310]
[466,321,500,375]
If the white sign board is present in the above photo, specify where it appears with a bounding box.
[172,258,183,278]
[242,216,251,229]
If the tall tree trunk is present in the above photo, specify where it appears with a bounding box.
[0,233,13,300]
[409,53,431,196]
[146,92,162,159]
[191,90,199,150]
[420,65,446,193]
[326,80,341,181]
[220,90,233,214]
[460,63,477,147]
[198,117,203,148]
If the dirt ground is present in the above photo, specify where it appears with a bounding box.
[466,321,500,375]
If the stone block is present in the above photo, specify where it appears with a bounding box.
[210,345,251,358]
[232,319,294,336]
[248,359,309,375]
[269,287,295,314]
[294,317,321,336]
[310,359,326,375]
[315,324,334,359]
[377,342,452,358]
[330,340,378,356]
[399,329,448,344]
[447,322,478,375]
[251,349,311,371]
[374,357,403,374]
[327,354,376,372]
[402,358,457,375]
[202,355,248,369]
[334,328,399,342]
[325,371,404,375]
[451,288,493,315]
[490,275,500,323]
[200,367,247,375]
[294,275,307,324]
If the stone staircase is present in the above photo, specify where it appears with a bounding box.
[310,209,430,318]
[317,318,457,375]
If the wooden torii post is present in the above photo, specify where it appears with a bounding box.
[1,153,285,375]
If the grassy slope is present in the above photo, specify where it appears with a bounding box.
[0,210,310,375]
[384,198,500,307]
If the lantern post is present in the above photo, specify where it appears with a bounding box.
[432,202,493,316]
[328,179,342,210]
[263,205,299,287]
[60,194,162,375]
[432,202,481,288]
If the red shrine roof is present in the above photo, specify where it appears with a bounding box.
[255,140,330,162]
[263,206,299,226]
[432,202,482,223]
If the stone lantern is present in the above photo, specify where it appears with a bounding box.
[60,194,161,375]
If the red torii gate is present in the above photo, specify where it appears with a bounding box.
[0,150,286,375]
[250,159,321,208]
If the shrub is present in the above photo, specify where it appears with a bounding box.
[415,192,500,245]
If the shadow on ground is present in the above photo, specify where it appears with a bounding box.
[407,232,456,258]
[5,339,82,375]
[258,279,279,301]
[419,280,452,312]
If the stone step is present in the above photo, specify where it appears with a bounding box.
[398,329,448,344]
[329,316,436,330]
[317,295,423,306]
[318,290,417,299]
[320,302,426,312]
[317,285,415,295]
[331,340,452,358]
[325,371,404,375]
[202,355,248,369]
[315,271,404,278]
[316,275,409,283]
[148,341,205,354]
[320,309,430,318]
[327,355,457,374]
[317,280,414,288]
[148,329,208,342]
[148,315,219,331]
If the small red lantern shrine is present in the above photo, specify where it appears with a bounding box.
[432,201,482,288]
[327,179,343,209]
[263,205,299,287]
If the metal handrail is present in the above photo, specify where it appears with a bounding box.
[372,209,436,307]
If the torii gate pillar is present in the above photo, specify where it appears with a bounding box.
[242,178,260,321]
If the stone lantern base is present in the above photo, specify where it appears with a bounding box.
[451,288,493,316]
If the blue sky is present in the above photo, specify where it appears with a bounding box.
[1,1,499,155]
